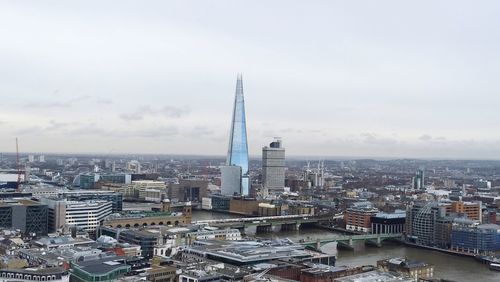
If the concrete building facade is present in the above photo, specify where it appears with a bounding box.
[262,138,286,195]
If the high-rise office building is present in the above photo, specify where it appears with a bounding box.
[221,74,250,196]
[262,138,285,195]
[0,199,48,236]
[412,168,425,190]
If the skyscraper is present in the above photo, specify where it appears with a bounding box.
[262,138,285,195]
[221,74,250,196]
[412,168,425,190]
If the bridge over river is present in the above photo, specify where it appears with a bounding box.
[300,233,403,250]
[193,214,344,233]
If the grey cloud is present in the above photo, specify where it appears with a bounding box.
[158,106,189,118]
[120,105,189,121]
[96,99,114,105]
[64,125,179,139]
[119,113,144,121]
[360,133,400,146]
[25,95,91,108]
[419,134,432,141]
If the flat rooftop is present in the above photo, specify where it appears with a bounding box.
[73,257,130,275]
[187,239,313,265]
[335,270,414,282]
[0,199,44,207]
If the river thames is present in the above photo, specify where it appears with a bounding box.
[191,210,499,282]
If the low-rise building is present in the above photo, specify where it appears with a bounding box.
[344,206,378,233]
[69,257,131,282]
[0,267,69,282]
[370,210,405,234]
[377,257,433,281]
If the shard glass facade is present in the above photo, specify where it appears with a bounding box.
[226,74,250,196]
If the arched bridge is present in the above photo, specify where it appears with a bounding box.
[301,233,403,250]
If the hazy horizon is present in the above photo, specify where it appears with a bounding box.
[2,1,500,159]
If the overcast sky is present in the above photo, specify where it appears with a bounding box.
[1,1,500,159]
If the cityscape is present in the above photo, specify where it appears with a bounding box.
[1,1,500,282]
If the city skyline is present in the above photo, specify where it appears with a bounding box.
[2,1,500,159]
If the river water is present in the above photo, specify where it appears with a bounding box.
[191,210,500,282]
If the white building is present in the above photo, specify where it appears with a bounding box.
[40,198,112,233]
[187,228,241,242]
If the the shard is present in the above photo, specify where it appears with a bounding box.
[225,73,250,196]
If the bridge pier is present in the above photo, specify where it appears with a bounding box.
[337,241,354,250]
[235,226,246,235]
[256,225,273,233]
[280,223,301,231]
[365,234,383,247]
[365,240,381,247]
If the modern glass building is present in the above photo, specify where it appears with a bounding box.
[225,74,250,196]
[451,223,500,254]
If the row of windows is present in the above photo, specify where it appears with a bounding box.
[0,272,60,281]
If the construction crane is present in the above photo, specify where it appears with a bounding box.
[16,138,21,191]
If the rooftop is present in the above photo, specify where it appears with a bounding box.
[187,239,313,265]
[0,199,44,207]
[335,270,414,282]
[72,256,130,275]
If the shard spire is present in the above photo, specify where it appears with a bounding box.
[226,73,250,195]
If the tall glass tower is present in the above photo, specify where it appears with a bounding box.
[226,74,250,196]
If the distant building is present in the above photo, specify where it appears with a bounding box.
[0,199,48,236]
[126,160,141,174]
[0,267,68,282]
[168,179,208,203]
[210,195,231,212]
[60,190,123,212]
[220,166,242,196]
[371,210,406,234]
[40,198,112,233]
[222,74,250,196]
[102,205,192,229]
[406,200,483,247]
[182,239,335,267]
[73,173,132,189]
[451,222,500,254]
[69,257,130,282]
[262,138,286,195]
[412,168,425,190]
[377,257,434,281]
[344,206,378,233]
[406,202,445,246]
[446,201,482,222]
[146,265,177,282]
[104,229,158,258]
